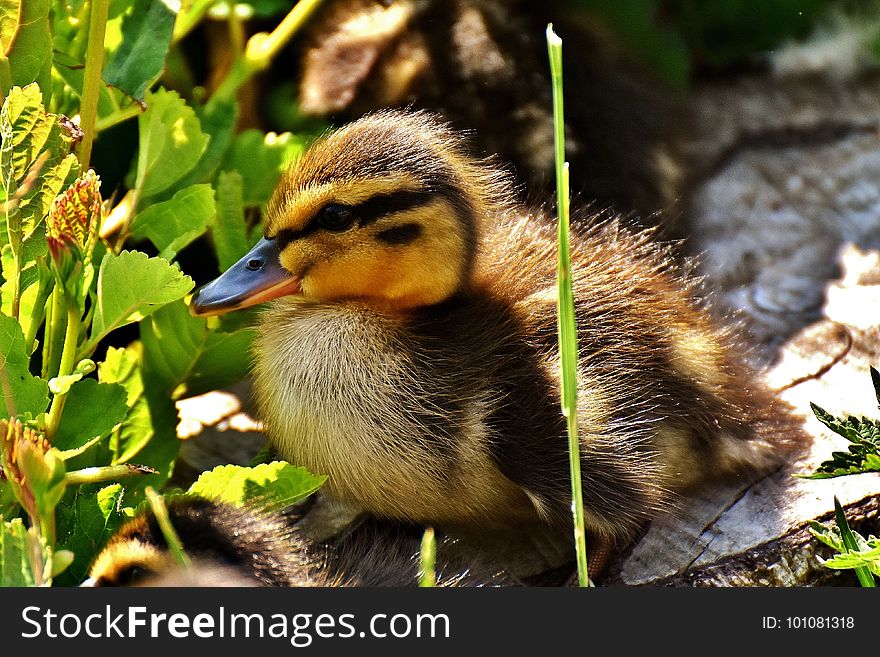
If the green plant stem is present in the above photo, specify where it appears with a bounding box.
[42,288,65,379]
[145,487,191,569]
[64,463,157,487]
[172,0,216,44]
[5,206,22,320]
[77,0,111,168]
[95,104,141,133]
[547,24,589,588]
[23,274,54,355]
[44,303,81,440]
[212,0,325,104]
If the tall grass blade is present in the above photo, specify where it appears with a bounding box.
[547,24,589,587]
[833,496,876,587]
[145,486,191,570]
[419,527,436,587]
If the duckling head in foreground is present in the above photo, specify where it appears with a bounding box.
[191,110,797,546]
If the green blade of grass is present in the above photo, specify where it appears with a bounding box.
[547,24,589,588]
[419,526,436,587]
[834,496,876,587]
[145,486,191,570]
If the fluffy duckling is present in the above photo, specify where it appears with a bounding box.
[190,110,795,561]
[86,498,314,587]
[293,0,685,220]
[87,496,510,586]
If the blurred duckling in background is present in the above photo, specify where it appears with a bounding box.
[87,498,313,587]
[87,496,510,587]
[289,0,685,222]
[188,110,799,575]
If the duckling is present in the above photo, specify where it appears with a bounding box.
[190,110,797,569]
[86,498,315,587]
[87,496,511,586]
[291,0,686,221]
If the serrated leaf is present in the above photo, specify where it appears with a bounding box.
[0,0,52,99]
[220,129,302,206]
[808,397,880,478]
[0,84,80,246]
[188,461,326,512]
[0,313,49,418]
[55,483,125,585]
[130,184,215,261]
[0,517,34,586]
[213,170,250,271]
[86,250,193,352]
[52,379,128,454]
[0,244,48,342]
[135,88,209,198]
[102,0,176,101]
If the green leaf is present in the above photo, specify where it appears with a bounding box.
[97,344,179,497]
[0,244,48,340]
[170,98,240,192]
[213,170,251,271]
[130,184,216,261]
[0,313,49,417]
[140,299,256,399]
[52,379,128,454]
[0,477,17,517]
[102,0,176,101]
[0,84,79,246]
[188,461,326,512]
[220,128,302,206]
[0,0,52,100]
[86,250,194,352]
[806,400,880,479]
[98,345,152,465]
[55,483,125,585]
[135,88,209,198]
[0,517,34,586]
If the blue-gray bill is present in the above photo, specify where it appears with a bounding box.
[189,237,301,317]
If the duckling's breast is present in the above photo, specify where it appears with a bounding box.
[253,297,539,526]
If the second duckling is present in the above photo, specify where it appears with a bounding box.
[191,110,797,559]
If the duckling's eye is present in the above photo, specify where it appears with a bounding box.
[114,564,151,586]
[317,204,355,232]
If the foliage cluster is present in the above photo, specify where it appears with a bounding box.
[0,0,324,586]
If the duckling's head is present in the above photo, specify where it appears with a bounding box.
[192,111,510,316]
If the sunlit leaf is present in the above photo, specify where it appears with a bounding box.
[188,461,326,512]
[135,88,209,198]
[86,250,193,352]
[0,314,49,418]
[0,517,34,586]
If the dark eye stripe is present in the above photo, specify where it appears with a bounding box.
[375,223,423,245]
[272,189,434,248]
[355,190,433,226]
